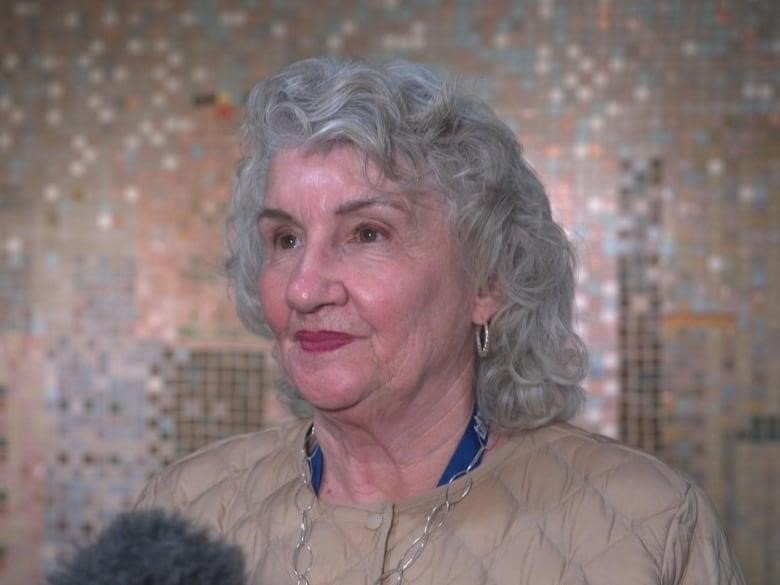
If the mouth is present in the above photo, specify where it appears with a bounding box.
[294,330,356,352]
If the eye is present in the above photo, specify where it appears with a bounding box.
[275,233,299,249]
[356,226,384,243]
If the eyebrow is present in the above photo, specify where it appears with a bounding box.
[334,194,411,216]
[257,207,297,224]
[257,194,411,224]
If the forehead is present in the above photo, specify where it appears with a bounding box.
[263,146,445,218]
[265,147,377,205]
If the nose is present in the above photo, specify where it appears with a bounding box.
[285,242,347,314]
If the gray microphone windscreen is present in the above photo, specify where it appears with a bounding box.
[47,508,246,585]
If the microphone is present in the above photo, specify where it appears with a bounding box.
[47,508,246,585]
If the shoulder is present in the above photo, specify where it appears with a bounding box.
[509,422,693,515]
[490,422,744,582]
[473,423,744,583]
[136,420,309,521]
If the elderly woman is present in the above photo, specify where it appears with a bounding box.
[137,57,744,584]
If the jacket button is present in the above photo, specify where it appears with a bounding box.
[366,513,383,530]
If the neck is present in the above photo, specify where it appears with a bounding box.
[311,385,475,504]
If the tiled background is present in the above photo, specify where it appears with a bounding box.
[0,1,777,583]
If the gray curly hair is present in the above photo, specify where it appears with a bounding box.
[225,57,587,432]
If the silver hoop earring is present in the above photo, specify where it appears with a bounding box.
[476,322,489,358]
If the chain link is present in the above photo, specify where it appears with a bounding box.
[373,436,484,585]
[292,427,318,585]
[291,420,487,585]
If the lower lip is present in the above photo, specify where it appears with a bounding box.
[296,333,355,353]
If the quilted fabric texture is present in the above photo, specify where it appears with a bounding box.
[136,421,745,584]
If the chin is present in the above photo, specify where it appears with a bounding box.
[303,387,364,411]
[293,378,368,413]
[287,360,371,400]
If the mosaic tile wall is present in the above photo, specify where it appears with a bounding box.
[0,1,777,583]
[617,157,664,452]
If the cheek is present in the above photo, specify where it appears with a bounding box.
[258,270,288,330]
[392,266,473,337]
[367,271,448,335]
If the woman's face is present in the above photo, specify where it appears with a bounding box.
[258,146,496,419]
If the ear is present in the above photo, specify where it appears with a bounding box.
[471,283,503,325]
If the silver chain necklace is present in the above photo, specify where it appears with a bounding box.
[291,423,487,585]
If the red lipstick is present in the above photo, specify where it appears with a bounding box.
[295,330,355,352]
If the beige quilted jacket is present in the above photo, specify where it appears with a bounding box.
[136,420,745,584]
